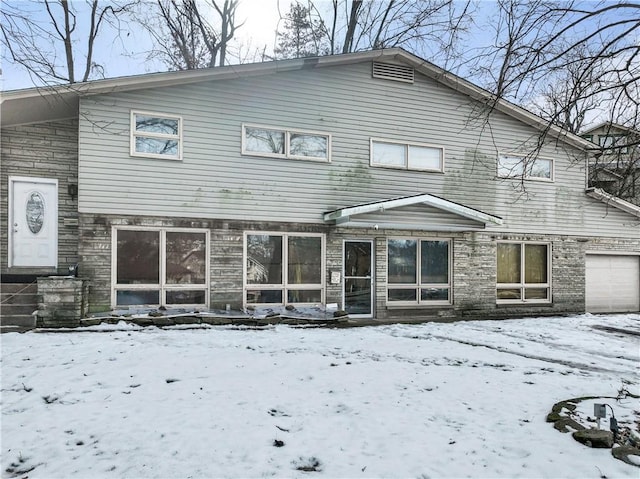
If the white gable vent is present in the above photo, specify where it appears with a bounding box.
[372,62,414,84]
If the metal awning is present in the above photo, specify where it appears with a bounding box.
[324,193,503,231]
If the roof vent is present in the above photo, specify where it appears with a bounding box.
[372,62,414,84]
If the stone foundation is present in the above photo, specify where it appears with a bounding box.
[36,277,89,327]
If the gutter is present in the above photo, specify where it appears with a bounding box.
[585,188,640,218]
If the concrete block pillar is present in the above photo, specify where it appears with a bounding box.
[36,277,89,327]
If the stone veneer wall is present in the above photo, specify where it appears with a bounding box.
[1,120,79,275]
[79,212,638,319]
[36,276,89,327]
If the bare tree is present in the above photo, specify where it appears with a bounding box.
[1,0,134,85]
[465,0,639,195]
[275,0,473,67]
[140,0,242,70]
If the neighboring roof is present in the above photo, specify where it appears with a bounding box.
[586,188,640,218]
[0,48,594,151]
[582,122,639,136]
[324,193,503,231]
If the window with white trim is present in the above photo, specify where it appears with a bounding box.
[242,124,330,161]
[598,135,628,154]
[371,139,444,172]
[497,154,553,181]
[387,238,451,304]
[131,111,182,160]
[497,242,550,303]
[244,232,325,305]
[113,228,208,307]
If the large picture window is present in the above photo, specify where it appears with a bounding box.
[113,228,208,307]
[387,238,451,304]
[371,139,444,172]
[497,154,553,181]
[131,111,182,160]
[497,242,550,302]
[245,232,324,305]
[242,124,330,162]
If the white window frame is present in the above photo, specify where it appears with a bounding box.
[130,110,183,160]
[598,134,628,154]
[370,138,445,173]
[497,153,554,182]
[386,237,452,306]
[241,123,331,162]
[243,231,326,306]
[496,241,551,304]
[111,226,210,308]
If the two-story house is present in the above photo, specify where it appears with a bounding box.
[2,49,639,327]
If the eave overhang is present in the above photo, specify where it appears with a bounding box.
[324,193,503,231]
[585,188,640,218]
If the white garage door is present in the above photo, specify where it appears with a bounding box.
[586,255,640,313]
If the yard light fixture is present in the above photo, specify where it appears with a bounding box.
[593,403,618,439]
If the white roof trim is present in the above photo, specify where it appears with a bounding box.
[585,188,640,218]
[324,193,503,226]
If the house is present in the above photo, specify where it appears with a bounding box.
[581,122,639,205]
[1,48,639,327]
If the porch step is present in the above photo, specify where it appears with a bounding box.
[1,283,37,328]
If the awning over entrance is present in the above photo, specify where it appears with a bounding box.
[324,193,503,231]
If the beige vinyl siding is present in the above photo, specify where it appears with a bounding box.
[78,61,637,238]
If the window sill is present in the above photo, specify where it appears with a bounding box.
[496,302,553,308]
[386,303,453,310]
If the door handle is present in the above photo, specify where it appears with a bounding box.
[13,223,18,232]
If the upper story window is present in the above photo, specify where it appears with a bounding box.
[497,154,553,181]
[242,124,331,162]
[371,139,444,172]
[598,135,628,154]
[131,111,182,160]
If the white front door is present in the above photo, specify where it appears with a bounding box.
[9,177,58,267]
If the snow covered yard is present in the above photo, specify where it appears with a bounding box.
[1,313,639,478]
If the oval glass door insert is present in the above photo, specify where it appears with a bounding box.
[26,191,45,234]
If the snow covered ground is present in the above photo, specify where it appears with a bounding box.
[1,313,639,478]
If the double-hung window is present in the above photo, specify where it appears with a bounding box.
[244,232,325,305]
[497,242,550,303]
[497,154,553,181]
[387,239,451,304]
[242,124,330,162]
[371,139,444,172]
[131,111,182,160]
[113,227,208,307]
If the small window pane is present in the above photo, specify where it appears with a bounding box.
[529,159,551,179]
[388,288,417,302]
[290,134,328,159]
[246,289,283,304]
[524,244,547,283]
[420,288,449,301]
[409,146,442,171]
[498,156,524,177]
[497,288,521,300]
[388,239,417,283]
[525,288,548,300]
[288,236,322,284]
[166,290,206,305]
[135,137,178,156]
[166,232,206,284]
[116,290,159,305]
[287,289,322,303]
[135,115,179,135]
[373,142,406,167]
[421,240,449,284]
[117,230,160,284]
[245,127,285,154]
[497,243,521,284]
[246,235,283,285]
